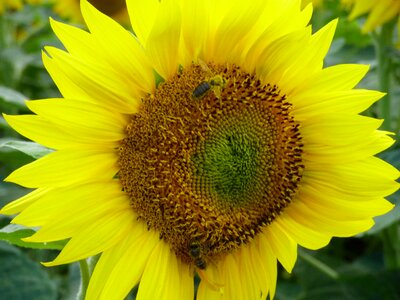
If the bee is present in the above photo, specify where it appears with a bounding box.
[189,241,207,270]
[192,60,227,99]
[188,241,224,291]
[192,76,227,99]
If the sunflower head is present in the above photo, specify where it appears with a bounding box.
[1,0,398,299]
[341,0,400,33]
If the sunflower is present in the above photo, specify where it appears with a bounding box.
[1,0,398,299]
[341,0,400,33]
[50,0,129,24]
[0,0,42,14]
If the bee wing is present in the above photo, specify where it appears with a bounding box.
[197,59,212,75]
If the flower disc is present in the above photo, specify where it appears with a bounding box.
[119,63,304,266]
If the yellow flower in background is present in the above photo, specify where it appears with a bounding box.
[0,0,41,14]
[301,0,322,9]
[1,0,398,299]
[50,0,129,24]
[341,0,400,33]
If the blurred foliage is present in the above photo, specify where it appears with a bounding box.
[0,242,58,300]
[0,0,399,299]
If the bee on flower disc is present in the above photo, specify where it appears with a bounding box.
[188,241,207,270]
[192,60,227,100]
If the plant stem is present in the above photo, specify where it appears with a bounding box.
[372,21,396,131]
[77,259,91,300]
[298,249,339,280]
[77,256,100,300]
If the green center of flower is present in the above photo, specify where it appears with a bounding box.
[192,113,274,212]
[118,62,304,268]
[192,126,259,206]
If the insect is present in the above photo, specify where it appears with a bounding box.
[189,241,207,270]
[192,60,227,99]
[188,241,224,291]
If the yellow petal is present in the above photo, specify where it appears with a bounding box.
[208,0,267,64]
[26,99,126,143]
[221,254,246,300]
[263,221,297,273]
[254,235,278,299]
[276,213,331,250]
[300,115,383,145]
[287,201,375,237]
[279,20,338,93]
[3,114,77,149]
[0,188,49,215]
[44,209,135,266]
[87,224,159,300]
[234,245,261,300]
[180,0,210,60]
[300,182,395,220]
[248,237,270,299]
[303,131,394,164]
[362,1,398,32]
[292,90,384,117]
[196,262,224,300]
[49,18,99,67]
[136,240,193,300]
[256,28,309,82]
[244,2,312,74]
[5,149,118,188]
[44,47,141,114]
[16,181,128,233]
[79,0,154,93]
[292,64,369,95]
[126,0,160,46]
[305,156,399,196]
[145,0,181,79]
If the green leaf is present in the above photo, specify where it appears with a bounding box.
[0,183,30,211]
[0,224,66,250]
[0,241,58,300]
[0,85,27,108]
[0,144,36,175]
[281,250,400,300]
[0,139,53,159]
